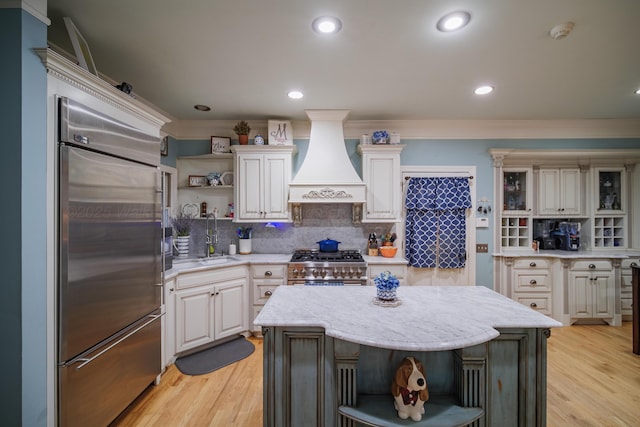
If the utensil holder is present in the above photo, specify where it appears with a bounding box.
[239,238,252,255]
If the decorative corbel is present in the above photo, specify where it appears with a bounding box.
[292,203,302,227]
[352,203,363,226]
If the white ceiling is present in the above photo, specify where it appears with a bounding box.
[46,0,640,123]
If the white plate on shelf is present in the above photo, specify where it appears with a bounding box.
[181,203,199,217]
[220,171,234,186]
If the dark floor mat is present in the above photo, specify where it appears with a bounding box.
[175,336,255,376]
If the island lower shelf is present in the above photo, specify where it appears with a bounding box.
[339,394,483,427]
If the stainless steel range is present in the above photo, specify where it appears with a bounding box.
[288,249,368,286]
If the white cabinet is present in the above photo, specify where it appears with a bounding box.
[176,154,234,220]
[621,257,639,319]
[538,168,582,216]
[357,144,404,222]
[163,275,176,367]
[250,264,286,334]
[511,258,553,316]
[501,168,532,215]
[592,168,627,249]
[174,265,248,354]
[367,263,407,287]
[569,260,614,323]
[232,146,295,222]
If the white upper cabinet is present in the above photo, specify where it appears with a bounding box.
[232,146,296,222]
[594,167,625,214]
[358,144,404,222]
[501,168,533,216]
[537,168,581,216]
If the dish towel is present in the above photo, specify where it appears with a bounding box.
[405,177,471,268]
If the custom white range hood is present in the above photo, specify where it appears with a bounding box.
[289,110,366,207]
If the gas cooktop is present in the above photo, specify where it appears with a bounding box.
[290,249,365,263]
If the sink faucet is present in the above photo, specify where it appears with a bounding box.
[205,211,218,257]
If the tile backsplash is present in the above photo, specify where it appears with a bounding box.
[187,204,395,257]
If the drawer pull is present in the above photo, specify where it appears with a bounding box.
[264,271,273,277]
[529,262,536,267]
[264,290,273,296]
[589,264,596,269]
[530,302,538,308]
[529,279,537,285]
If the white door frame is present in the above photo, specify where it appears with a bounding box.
[399,166,477,286]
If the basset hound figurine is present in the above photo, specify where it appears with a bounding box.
[391,356,429,421]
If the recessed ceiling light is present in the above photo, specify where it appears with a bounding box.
[312,16,342,34]
[194,104,211,111]
[474,85,494,95]
[437,11,471,32]
[288,90,304,99]
[635,88,640,95]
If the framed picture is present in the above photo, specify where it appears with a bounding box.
[63,17,98,76]
[160,136,168,156]
[211,136,231,153]
[188,175,207,187]
[268,120,293,145]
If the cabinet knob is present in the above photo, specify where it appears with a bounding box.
[530,279,537,285]
[530,302,538,308]
[589,264,596,269]
[265,290,272,296]
[264,270,273,277]
[529,262,537,267]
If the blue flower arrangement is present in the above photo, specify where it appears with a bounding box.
[372,130,389,144]
[374,270,400,301]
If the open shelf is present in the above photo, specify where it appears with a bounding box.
[339,394,483,427]
[593,216,625,248]
[500,217,530,248]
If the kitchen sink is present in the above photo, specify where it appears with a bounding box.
[173,256,240,270]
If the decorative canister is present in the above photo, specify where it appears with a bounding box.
[254,134,265,145]
[360,134,372,145]
[376,288,397,301]
[390,132,400,144]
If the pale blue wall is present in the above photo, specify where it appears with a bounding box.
[0,7,48,427]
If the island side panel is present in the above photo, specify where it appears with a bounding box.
[488,328,550,427]
[263,327,336,427]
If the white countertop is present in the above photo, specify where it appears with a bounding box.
[254,285,561,352]
[494,249,640,259]
[363,254,408,264]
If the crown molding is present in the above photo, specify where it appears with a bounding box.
[35,48,171,129]
[163,118,640,141]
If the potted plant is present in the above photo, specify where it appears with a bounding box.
[233,120,251,145]
[374,270,400,301]
[171,214,194,258]
[381,232,397,246]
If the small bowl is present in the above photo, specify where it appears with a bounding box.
[379,246,398,258]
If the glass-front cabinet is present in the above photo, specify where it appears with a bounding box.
[594,168,624,213]
[502,168,532,215]
[592,167,626,249]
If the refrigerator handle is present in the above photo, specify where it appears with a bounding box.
[71,313,164,370]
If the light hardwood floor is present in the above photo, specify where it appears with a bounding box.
[112,323,640,427]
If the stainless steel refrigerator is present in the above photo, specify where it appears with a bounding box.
[56,97,163,426]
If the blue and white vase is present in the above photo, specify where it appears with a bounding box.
[377,288,397,301]
[254,134,265,145]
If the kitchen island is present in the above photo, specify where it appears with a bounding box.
[254,286,561,427]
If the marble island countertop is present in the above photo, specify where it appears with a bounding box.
[254,285,561,352]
